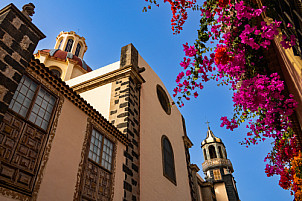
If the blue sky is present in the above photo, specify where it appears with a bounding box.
[0,1,294,200]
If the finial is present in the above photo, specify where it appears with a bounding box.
[22,3,35,21]
[205,120,210,130]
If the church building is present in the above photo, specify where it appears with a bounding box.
[0,3,240,201]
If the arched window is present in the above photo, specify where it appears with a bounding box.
[162,136,176,184]
[75,43,82,57]
[209,145,217,159]
[218,146,224,159]
[58,39,63,49]
[224,149,228,159]
[50,69,61,78]
[157,85,171,115]
[203,149,207,160]
[65,39,74,52]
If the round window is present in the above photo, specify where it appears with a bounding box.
[156,85,171,115]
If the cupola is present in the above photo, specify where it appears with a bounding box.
[34,31,92,81]
[201,126,222,145]
[201,124,233,181]
[54,31,87,59]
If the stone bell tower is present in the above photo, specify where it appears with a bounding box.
[201,123,240,201]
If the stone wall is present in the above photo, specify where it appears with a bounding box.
[0,3,45,122]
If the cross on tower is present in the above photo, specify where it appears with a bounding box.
[205,121,210,129]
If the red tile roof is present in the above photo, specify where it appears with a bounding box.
[40,49,92,72]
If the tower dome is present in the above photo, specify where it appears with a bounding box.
[201,126,222,145]
[201,124,233,180]
[200,124,240,201]
[34,31,92,81]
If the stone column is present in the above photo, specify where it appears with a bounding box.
[190,164,201,201]
[109,44,144,201]
[0,3,45,122]
[120,43,139,71]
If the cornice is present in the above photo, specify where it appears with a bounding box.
[35,50,89,72]
[183,135,193,148]
[71,65,145,93]
[190,163,200,172]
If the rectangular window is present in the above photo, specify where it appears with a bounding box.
[213,169,222,180]
[0,75,58,195]
[9,76,37,118]
[80,127,114,201]
[9,75,56,130]
[88,129,113,171]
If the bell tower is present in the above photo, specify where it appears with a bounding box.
[201,123,240,201]
[54,31,87,58]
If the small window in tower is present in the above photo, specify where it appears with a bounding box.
[209,145,217,159]
[213,169,222,180]
[75,43,81,57]
[203,149,207,160]
[162,136,176,185]
[156,85,171,115]
[58,39,63,49]
[65,39,74,52]
[218,146,224,159]
[50,69,61,78]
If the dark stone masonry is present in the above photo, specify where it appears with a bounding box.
[0,3,45,123]
[109,44,143,201]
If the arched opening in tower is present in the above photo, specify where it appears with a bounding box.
[209,145,217,159]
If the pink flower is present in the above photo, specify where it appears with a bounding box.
[193,91,198,98]
[180,58,191,69]
[183,43,197,57]
[183,80,189,86]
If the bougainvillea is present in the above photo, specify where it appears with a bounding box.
[145,0,301,199]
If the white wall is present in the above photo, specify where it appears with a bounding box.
[79,83,112,119]
[66,61,121,120]
[66,61,120,87]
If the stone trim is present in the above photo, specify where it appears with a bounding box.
[73,118,118,201]
[0,188,30,201]
[73,117,91,201]
[109,75,141,201]
[27,57,129,146]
